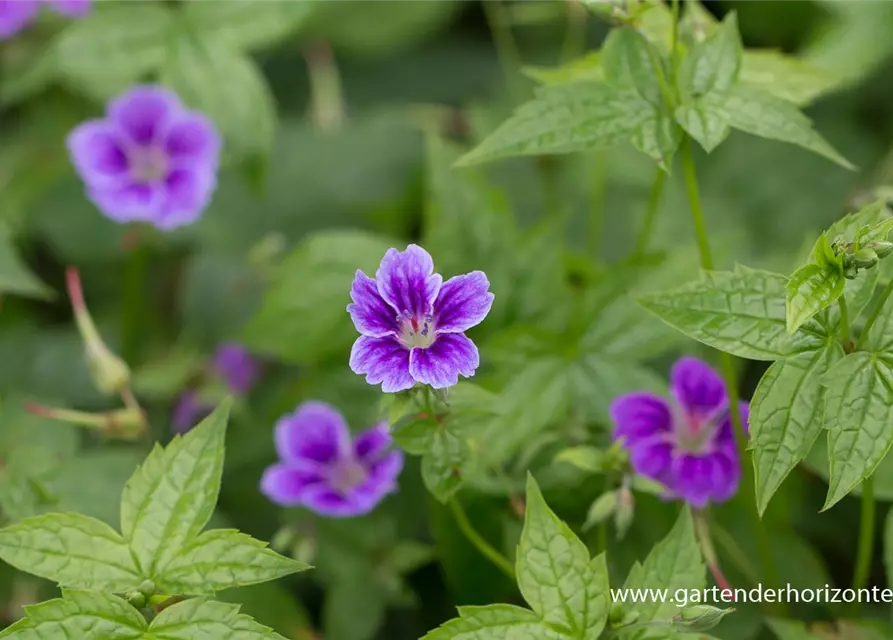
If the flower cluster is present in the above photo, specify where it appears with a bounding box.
[67,86,221,230]
[0,0,89,39]
[261,402,403,518]
[610,356,748,508]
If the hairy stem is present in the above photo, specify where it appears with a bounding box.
[856,276,893,350]
[680,137,784,613]
[850,475,875,615]
[449,498,516,580]
[634,167,668,258]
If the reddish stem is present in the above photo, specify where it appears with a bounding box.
[65,267,85,314]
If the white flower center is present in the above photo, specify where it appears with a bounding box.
[328,459,368,495]
[673,402,727,454]
[129,147,168,183]
[400,313,436,349]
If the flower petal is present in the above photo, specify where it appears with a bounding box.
[434,272,494,334]
[408,333,479,389]
[212,343,259,395]
[156,168,216,230]
[349,336,415,393]
[260,462,326,507]
[716,400,750,446]
[706,449,740,503]
[300,485,369,518]
[670,356,727,416]
[610,391,674,445]
[367,449,404,487]
[274,401,352,466]
[87,182,164,224]
[353,423,392,461]
[66,121,130,187]
[671,454,716,508]
[375,244,442,317]
[0,0,39,39]
[347,270,399,338]
[108,85,182,146]
[164,113,220,167]
[345,451,404,516]
[45,0,91,17]
[628,439,674,481]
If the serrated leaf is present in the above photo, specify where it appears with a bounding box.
[750,343,843,516]
[740,50,843,106]
[636,267,826,360]
[0,589,146,639]
[620,507,704,624]
[554,446,606,473]
[149,598,287,639]
[517,475,609,637]
[120,399,231,575]
[0,513,140,592]
[822,352,893,509]
[712,86,854,170]
[862,287,893,354]
[0,225,52,299]
[420,605,558,640]
[674,102,731,152]
[456,83,677,167]
[161,32,276,161]
[785,263,845,334]
[422,427,470,503]
[601,27,664,105]
[154,529,309,596]
[55,3,173,101]
[678,12,742,98]
[182,0,315,52]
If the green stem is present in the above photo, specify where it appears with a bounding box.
[670,0,680,87]
[856,277,893,350]
[560,0,587,63]
[693,510,733,594]
[305,41,344,132]
[838,296,850,346]
[680,137,784,613]
[850,475,875,615]
[482,0,524,101]
[633,168,668,258]
[449,498,516,580]
[710,521,760,588]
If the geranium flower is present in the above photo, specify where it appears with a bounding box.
[348,244,494,392]
[212,342,260,395]
[66,85,220,230]
[610,356,749,508]
[260,402,403,518]
[0,0,89,39]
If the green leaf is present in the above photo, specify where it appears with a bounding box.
[241,230,396,364]
[182,0,315,52]
[523,52,603,85]
[120,400,230,575]
[161,32,276,161]
[620,507,704,625]
[154,529,309,596]
[601,27,664,105]
[785,263,845,334]
[0,513,140,591]
[517,475,609,637]
[859,281,893,353]
[554,446,606,473]
[677,12,742,98]
[0,225,51,299]
[885,507,893,590]
[0,589,146,639]
[636,266,826,360]
[822,352,893,509]
[710,86,854,169]
[323,581,387,640]
[149,598,287,639]
[422,427,471,503]
[420,605,559,640]
[749,343,844,516]
[765,619,812,640]
[674,102,730,152]
[740,50,843,107]
[55,3,173,101]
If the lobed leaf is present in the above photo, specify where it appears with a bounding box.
[420,605,558,640]
[421,427,471,504]
[0,590,146,639]
[785,263,845,334]
[677,12,742,99]
[149,598,287,639]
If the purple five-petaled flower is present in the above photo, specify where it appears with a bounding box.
[348,244,494,392]
[261,402,404,518]
[212,342,260,395]
[0,0,89,39]
[610,356,749,508]
[66,85,221,231]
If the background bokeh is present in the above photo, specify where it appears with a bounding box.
[3,1,893,638]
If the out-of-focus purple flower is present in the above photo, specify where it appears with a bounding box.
[212,342,260,395]
[347,244,494,392]
[172,390,212,435]
[260,402,403,518]
[0,0,90,40]
[610,356,749,509]
[66,85,221,230]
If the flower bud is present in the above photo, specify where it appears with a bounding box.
[67,268,131,395]
[872,241,893,259]
[292,537,317,566]
[138,580,156,598]
[126,591,146,609]
[673,605,734,631]
[852,247,878,270]
[583,491,617,531]
[614,485,635,539]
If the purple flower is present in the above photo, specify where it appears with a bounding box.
[212,343,260,395]
[66,85,221,230]
[347,244,494,392]
[172,390,212,435]
[0,0,90,39]
[260,402,404,518]
[610,356,749,508]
